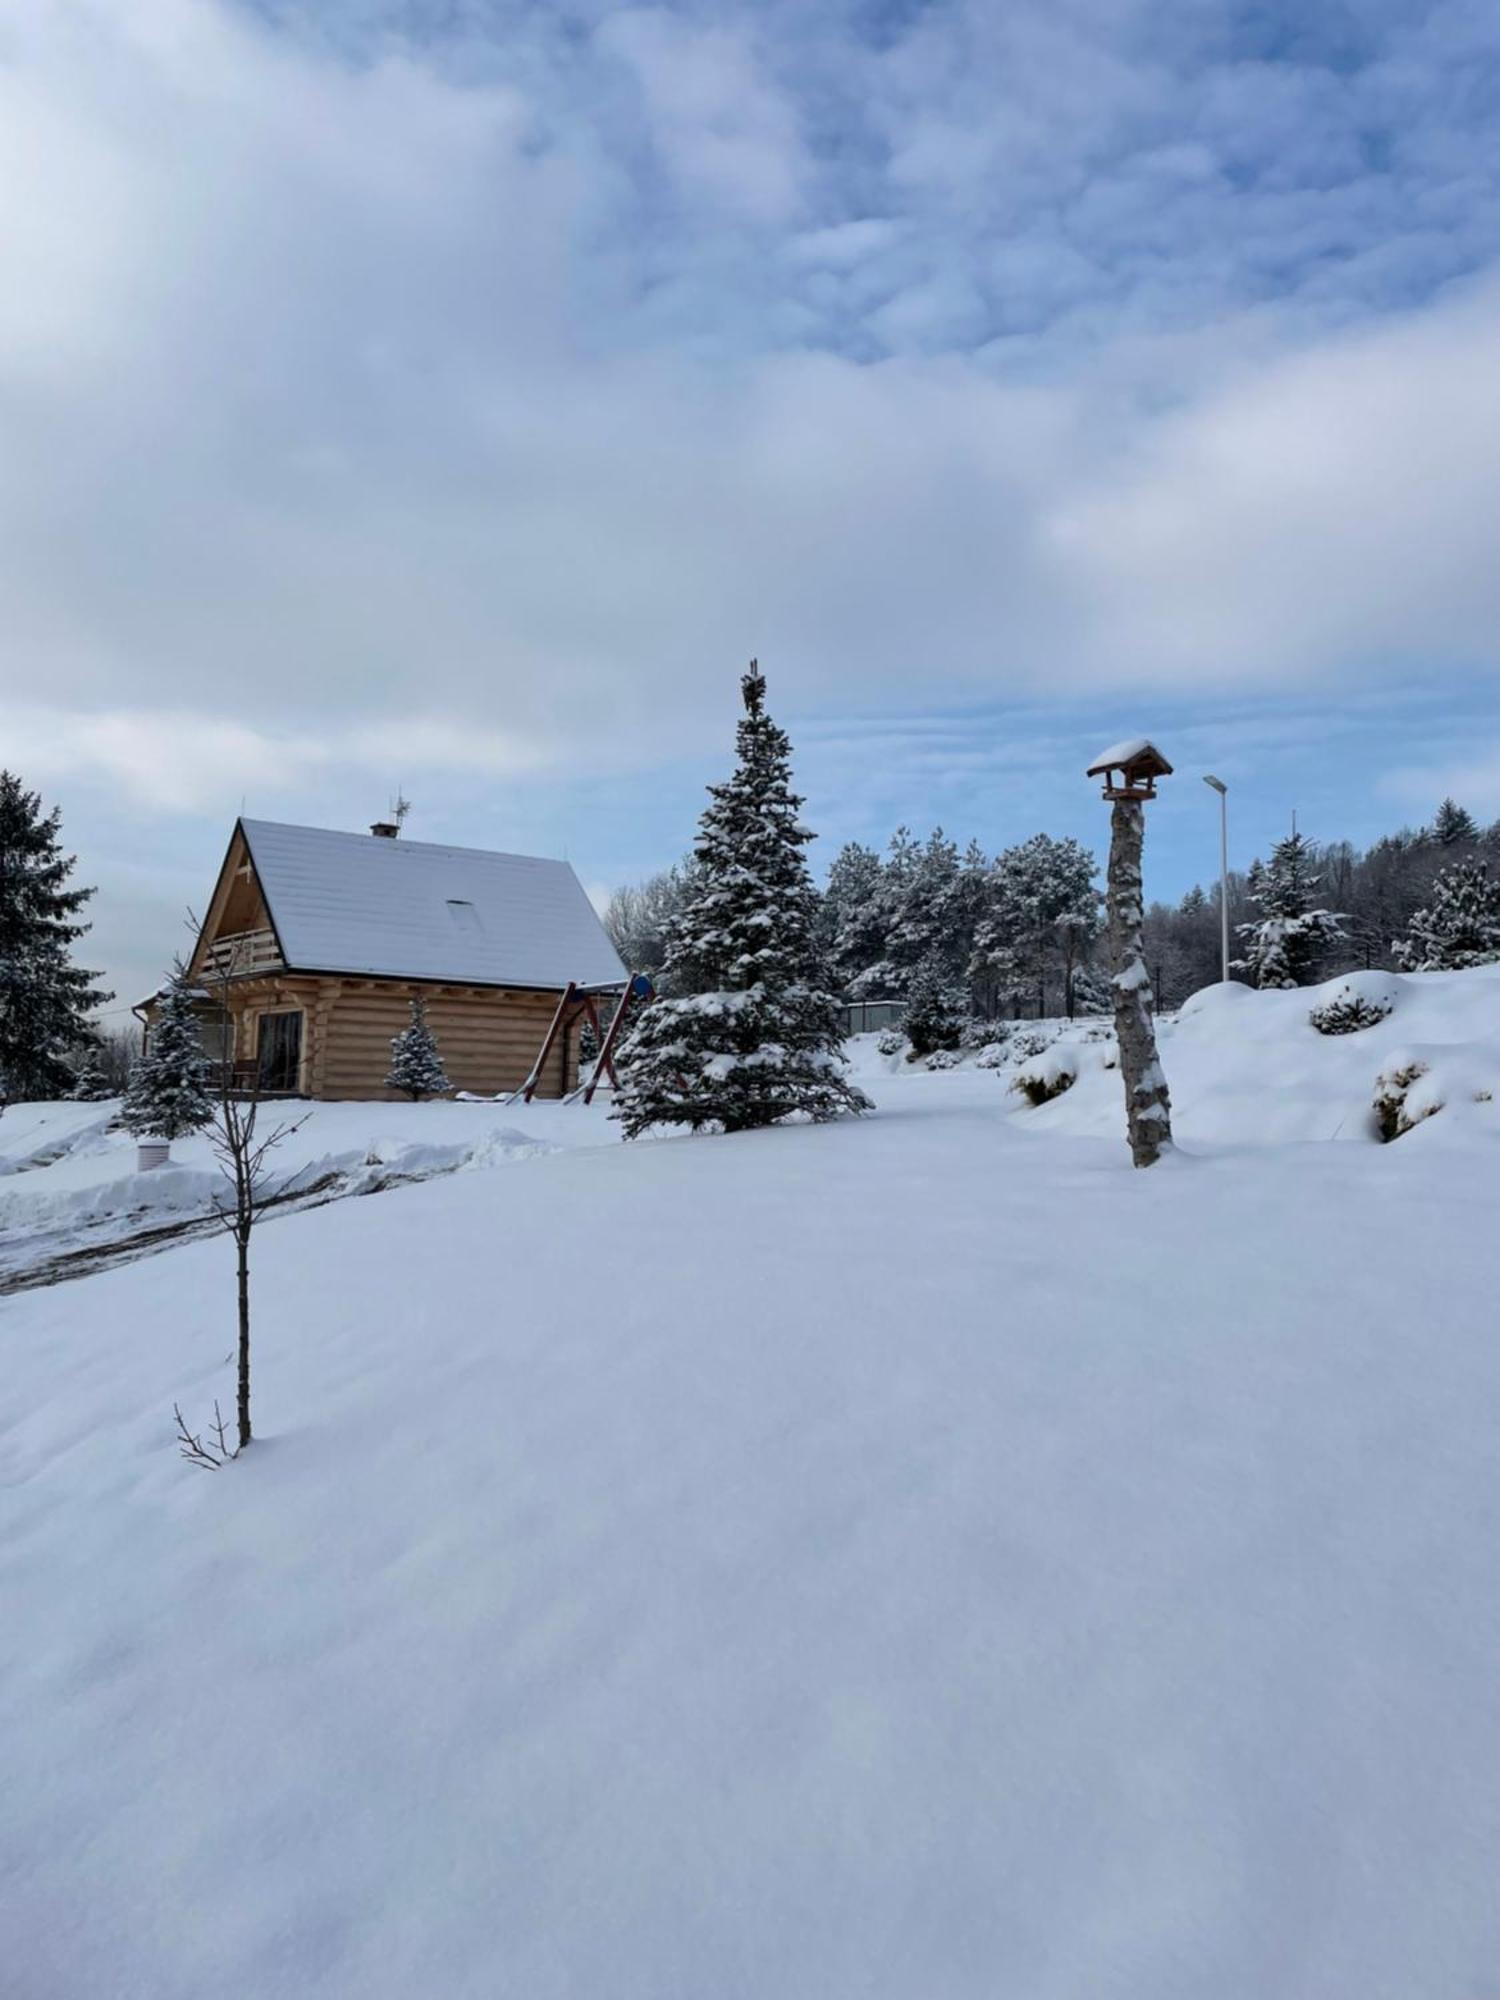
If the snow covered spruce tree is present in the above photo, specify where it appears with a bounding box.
[614,663,871,1137]
[386,997,452,1099]
[123,967,215,1145]
[0,770,111,1109]
[1395,857,1500,971]
[1235,830,1343,989]
[1431,797,1479,848]
[67,1053,115,1102]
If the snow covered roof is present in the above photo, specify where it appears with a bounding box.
[238,820,627,990]
[1086,738,1172,778]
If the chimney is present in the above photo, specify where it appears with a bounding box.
[370,821,399,838]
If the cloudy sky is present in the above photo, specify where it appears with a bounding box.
[5,0,1500,1013]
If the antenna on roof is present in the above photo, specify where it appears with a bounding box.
[370,789,410,839]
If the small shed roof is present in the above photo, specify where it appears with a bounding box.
[239,819,627,990]
[1086,738,1173,779]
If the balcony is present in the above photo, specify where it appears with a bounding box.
[200,927,283,978]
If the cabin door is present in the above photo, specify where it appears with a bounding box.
[256,1010,303,1093]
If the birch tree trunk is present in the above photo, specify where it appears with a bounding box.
[1107,799,1173,1167]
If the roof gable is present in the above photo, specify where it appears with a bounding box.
[238,820,626,990]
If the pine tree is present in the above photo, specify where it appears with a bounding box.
[884,828,962,982]
[972,833,1100,1017]
[385,997,452,1099]
[0,771,111,1107]
[1394,857,1500,971]
[1235,831,1343,988]
[902,950,965,1056]
[614,664,871,1137]
[123,969,215,1141]
[1431,798,1479,847]
[819,842,886,995]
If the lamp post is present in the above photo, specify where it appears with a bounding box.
[1203,775,1229,982]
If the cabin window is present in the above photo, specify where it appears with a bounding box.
[256,1010,303,1093]
[446,898,481,935]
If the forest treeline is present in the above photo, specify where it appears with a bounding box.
[606,796,1500,1019]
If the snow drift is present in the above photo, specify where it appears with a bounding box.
[1009,961,1500,1146]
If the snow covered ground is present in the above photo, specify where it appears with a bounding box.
[0,1096,618,1290]
[4,969,1500,1996]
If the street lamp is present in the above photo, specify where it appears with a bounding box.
[1202,775,1229,982]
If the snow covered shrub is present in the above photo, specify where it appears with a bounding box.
[925,1048,961,1071]
[973,1041,1010,1070]
[960,1016,1005,1051]
[1007,1027,1054,1063]
[875,1027,907,1058]
[1011,1046,1079,1106]
[1373,1058,1436,1143]
[1309,985,1394,1036]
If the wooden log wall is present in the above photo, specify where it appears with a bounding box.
[197,975,578,1100]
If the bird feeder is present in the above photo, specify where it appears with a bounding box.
[1087,735,1174,1167]
[1086,739,1173,803]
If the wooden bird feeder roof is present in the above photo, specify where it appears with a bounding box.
[1086,738,1173,800]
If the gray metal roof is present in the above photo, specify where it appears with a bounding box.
[240,819,626,990]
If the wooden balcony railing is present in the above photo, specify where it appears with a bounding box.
[200,927,282,978]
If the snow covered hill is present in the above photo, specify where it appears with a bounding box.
[4,969,1499,1997]
[1021,961,1500,1146]
[848,959,1500,1150]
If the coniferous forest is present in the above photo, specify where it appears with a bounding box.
[607,796,1500,1022]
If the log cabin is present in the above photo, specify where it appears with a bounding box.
[145,817,626,1100]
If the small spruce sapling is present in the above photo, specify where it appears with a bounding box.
[385,997,452,1099]
[122,967,216,1147]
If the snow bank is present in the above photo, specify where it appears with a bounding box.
[1016,962,1500,1147]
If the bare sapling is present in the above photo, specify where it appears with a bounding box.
[173,930,306,1463]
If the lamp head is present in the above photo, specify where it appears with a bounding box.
[1202,774,1227,794]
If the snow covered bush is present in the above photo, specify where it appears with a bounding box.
[875,1027,907,1058]
[972,1041,1010,1070]
[1309,980,1395,1036]
[1373,1058,1436,1143]
[123,971,215,1142]
[960,1015,1005,1051]
[925,1048,961,1071]
[1007,1026,1055,1063]
[614,665,870,1137]
[386,998,452,1100]
[1011,1045,1079,1106]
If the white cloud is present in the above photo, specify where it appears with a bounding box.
[2,0,1499,810]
